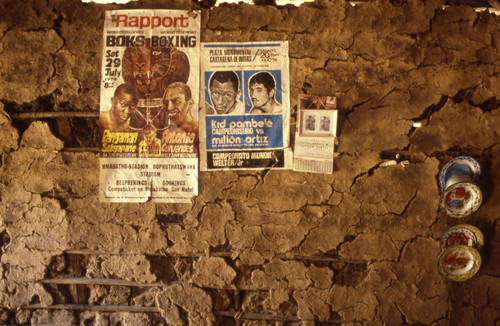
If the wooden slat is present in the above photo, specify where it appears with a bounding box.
[282,254,365,263]
[64,249,365,263]
[25,303,159,313]
[65,248,198,256]
[62,147,100,152]
[40,277,163,287]
[21,305,347,324]
[10,112,99,119]
[40,277,260,291]
[215,310,301,322]
[215,310,347,324]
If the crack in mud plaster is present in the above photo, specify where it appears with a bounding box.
[389,188,419,216]
[349,161,382,190]
[411,94,448,122]
[395,235,430,264]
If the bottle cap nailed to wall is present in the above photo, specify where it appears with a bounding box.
[440,224,484,251]
[437,245,481,282]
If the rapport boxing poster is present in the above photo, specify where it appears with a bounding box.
[99,10,200,203]
[199,42,292,171]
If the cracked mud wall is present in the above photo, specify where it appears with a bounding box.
[0,0,499,325]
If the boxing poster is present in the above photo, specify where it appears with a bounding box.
[199,42,292,170]
[99,10,200,203]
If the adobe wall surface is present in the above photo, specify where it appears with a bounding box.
[0,0,499,325]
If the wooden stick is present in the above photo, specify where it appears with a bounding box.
[64,249,365,263]
[40,278,258,291]
[40,277,163,287]
[25,303,159,313]
[21,304,347,324]
[215,310,346,324]
[62,147,100,152]
[215,310,300,322]
[10,112,99,119]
